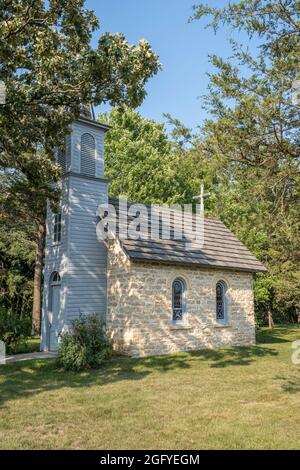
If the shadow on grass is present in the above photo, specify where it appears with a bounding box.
[257,324,300,345]
[257,333,289,344]
[0,340,279,407]
[257,331,289,344]
[140,344,278,371]
[189,345,277,368]
[274,374,300,394]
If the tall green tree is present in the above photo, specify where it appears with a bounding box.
[0,223,35,321]
[0,155,60,332]
[0,0,160,333]
[192,0,299,174]
[0,0,160,178]
[99,107,198,205]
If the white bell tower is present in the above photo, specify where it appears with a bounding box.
[41,106,110,351]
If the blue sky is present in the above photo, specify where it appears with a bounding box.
[87,0,249,130]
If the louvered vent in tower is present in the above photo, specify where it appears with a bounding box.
[80,133,96,176]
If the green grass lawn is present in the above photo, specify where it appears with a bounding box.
[0,325,299,450]
[13,336,40,354]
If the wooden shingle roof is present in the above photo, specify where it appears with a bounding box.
[108,198,267,273]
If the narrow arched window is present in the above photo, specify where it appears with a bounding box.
[216,281,228,324]
[172,278,186,322]
[81,133,95,176]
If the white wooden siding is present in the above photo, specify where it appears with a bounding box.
[66,175,108,322]
[41,121,108,351]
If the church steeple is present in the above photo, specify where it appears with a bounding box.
[55,106,110,178]
[55,104,110,177]
[41,107,110,351]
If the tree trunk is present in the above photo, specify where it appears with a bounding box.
[268,309,274,329]
[32,223,45,335]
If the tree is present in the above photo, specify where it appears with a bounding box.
[191,0,300,322]
[0,0,160,333]
[0,154,59,332]
[0,184,36,321]
[0,0,160,179]
[191,0,299,172]
[99,107,198,205]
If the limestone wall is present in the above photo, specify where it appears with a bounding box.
[107,240,256,357]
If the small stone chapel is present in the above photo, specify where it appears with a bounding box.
[41,106,267,357]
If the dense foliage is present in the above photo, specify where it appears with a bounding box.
[0,169,52,323]
[57,315,112,371]
[0,0,160,246]
[189,0,300,323]
[0,308,31,353]
[0,0,160,180]
[100,107,196,205]
[0,0,160,332]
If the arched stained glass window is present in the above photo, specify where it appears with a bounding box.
[216,281,227,323]
[172,278,186,322]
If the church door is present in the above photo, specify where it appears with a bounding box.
[47,272,61,351]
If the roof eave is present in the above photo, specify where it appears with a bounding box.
[127,255,267,274]
[77,117,111,132]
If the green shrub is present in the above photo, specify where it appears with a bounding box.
[0,308,31,354]
[57,314,112,371]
